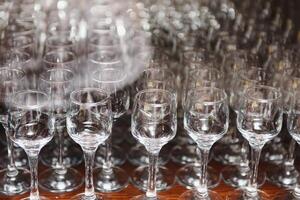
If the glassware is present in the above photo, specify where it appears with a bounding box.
[176,68,224,189]
[227,85,283,200]
[130,67,177,192]
[38,68,83,193]
[40,49,82,168]
[92,67,129,192]
[0,67,30,196]
[222,67,271,188]
[179,87,229,200]
[9,90,55,200]
[66,88,112,200]
[131,88,177,200]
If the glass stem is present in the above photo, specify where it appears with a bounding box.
[246,146,262,197]
[55,127,66,174]
[196,148,209,197]
[83,149,96,198]
[103,135,113,174]
[6,129,18,177]
[239,140,249,176]
[146,152,158,198]
[28,153,39,200]
[286,139,296,165]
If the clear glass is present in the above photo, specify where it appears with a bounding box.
[179,87,229,200]
[0,67,30,195]
[38,68,83,193]
[9,90,55,200]
[66,88,112,200]
[227,85,283,200]
[131,89,177,200]
[92,67,129,192]
[274,91,300,199]
[130,67,177,191]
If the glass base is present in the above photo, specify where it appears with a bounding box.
[93,166,129,192]
[171,144,198,165]
[40,145,83,168]
[95,145,126,167]
[179,190,222,200]
[226,189,270,200]
[39,167,83,193]
[21,196,50,200]
[131,195,168,200]
[267,164,298,189]
[70,193,106,200]
[131,165,174,192]
[0,148,28,169]
[213,142,243,165]
[262,141,287,165]
[0,168,30,195]
[176,164,220,189]
[128,145,169,166]
[222,166,265,188]
[273,191,300,200]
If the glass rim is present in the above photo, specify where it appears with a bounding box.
[244,85,282,103]
[43,50,77,65]
[135,88,176,106]
[0,67,25,81]
[40,68,75,84]
[45,34,76,48]
[70,88,111,107]
[92,68,127,84]
[11,90,49,110]
[187,87,228,105]
[88,50,121,65]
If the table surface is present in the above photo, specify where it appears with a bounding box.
[0,159,287,200]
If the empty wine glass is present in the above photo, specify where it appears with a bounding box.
[66,88,112,200]
[130,67,177,192]
[38,68,83,193]
[131,88,177,200]
[273,91,300,199]
[92,67,130,192]
[227,85,283,200]
[179,87,229,200]
[176,68,224,190]
[9,90,55,200]
[0,67,30,196]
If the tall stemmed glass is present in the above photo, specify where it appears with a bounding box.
[40,49,82,168]
[9,90,55,200]
[66,88,112,200]
[176,67,224,189]
[131,89,177,200]
[92,67,129,192]
[222,67,270,188]
[0,67,30,195]
[227,85,283,200]
[267,71,300,188]
[274,91,300,199]
[130,67,177,192]
[39,68,83,192]
[179,87,229,200]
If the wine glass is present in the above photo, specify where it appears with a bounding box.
[227,85,283,200]
[131,88,177,200]
[38,68,83,193]
[92,67,130,192]
[273,90,300,199]
[222,67,271,188]
[176,67,224,190]
[66,88,112,200]
[179,87,229,200]
[9,90,55,200]
[40,49,82,168]
[0,67,30,196]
